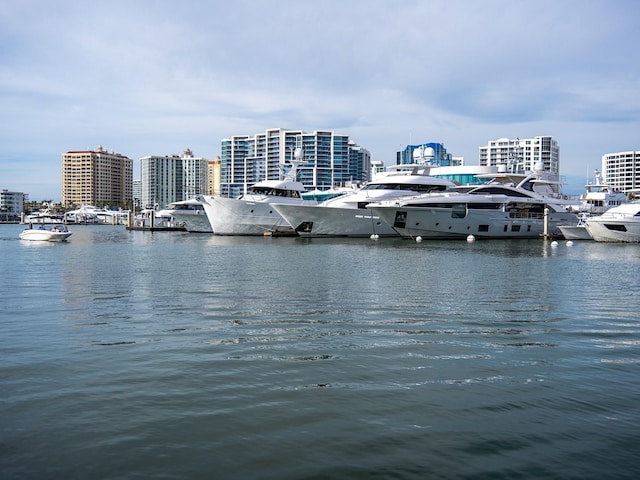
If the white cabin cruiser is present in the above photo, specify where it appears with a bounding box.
[272,167,455,237]
[20,225,72,242]
[570,170,628,215]
[584,202,640,242]
[157,198,212,233]
[367,168,578,239]
[200,179,317,235]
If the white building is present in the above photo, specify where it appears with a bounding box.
[602,151,640,196]
[140,149,208,208]
[479,136,560,178]
[0,189,25,222]
[181,148,209,198]
[132,180,142,209]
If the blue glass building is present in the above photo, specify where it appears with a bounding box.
[220,128,370,197]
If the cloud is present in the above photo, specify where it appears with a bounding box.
[1,0,640,200]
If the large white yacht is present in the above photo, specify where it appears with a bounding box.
[157,198,212,233]
[584,202,640,242]
[22,209,64,225]
[571,170,628,214]
[272,166,455,237]
[63,205,127,225]
[367,164,578,239]
[200,178,317,235]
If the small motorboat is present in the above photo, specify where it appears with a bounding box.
[585,202,640,243]
[19,225,72,242]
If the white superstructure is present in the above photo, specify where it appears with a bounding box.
[570,170,628,214]
[157,198,212,233]
[272,167,454,237]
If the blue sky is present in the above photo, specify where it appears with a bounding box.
[1,0,639,200]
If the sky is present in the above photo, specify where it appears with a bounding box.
[1,0,639,200]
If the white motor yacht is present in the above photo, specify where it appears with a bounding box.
[570,170,628,215]
[367,167,578,239]
[157,198,212,233]
[63,205,127,225]
[272,167,455,237]
[22,209,64,225]
[200,179,316,236]
[584,202,640,242]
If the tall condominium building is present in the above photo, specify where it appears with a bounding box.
[62,146,133,207]
[140,149,208,208]
[0,189,25,222]
[132,180,142,209]
[602,151,640,195]
[220,128,370,197]
[479,136,560,178]
[208,157,221,195]
[181,148,209,199]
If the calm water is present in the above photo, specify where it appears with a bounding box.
[1,224,640,479]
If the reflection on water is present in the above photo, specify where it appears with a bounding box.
[1,224,639,478]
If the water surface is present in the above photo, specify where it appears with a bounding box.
[2,224,639,479]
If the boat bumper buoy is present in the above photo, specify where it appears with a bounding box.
[566,240,574,247]
[551,240,559,248]
[467,235,476,243]
[415,236,422,243]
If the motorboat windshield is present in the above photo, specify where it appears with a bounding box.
[247,186,303,198]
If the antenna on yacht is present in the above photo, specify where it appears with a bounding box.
[284,147,304,181]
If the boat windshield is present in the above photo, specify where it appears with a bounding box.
[469,186,533,198]
[249,186,301,198]
[361,183,449,193]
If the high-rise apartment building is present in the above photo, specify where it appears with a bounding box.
[479,136,560,178]
[208,157,221,195]
[140,155,183,209]
[140,149,208,208]
[62,146,133,207]
[602,151,640,196]
[181,148,209,199]
[132,180,142,209]
[220,128,370,197]
[0,189,25,222]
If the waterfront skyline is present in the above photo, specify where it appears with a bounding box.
[2,0,639,200]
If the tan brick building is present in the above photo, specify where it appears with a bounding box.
[62,146,133,207]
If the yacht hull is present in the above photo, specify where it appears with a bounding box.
[370,205,576,239]
[171,212,212,233]
[585,220,640,243]
[201,195,309,236]
[272,203,398,237]
[558,225,592,240]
